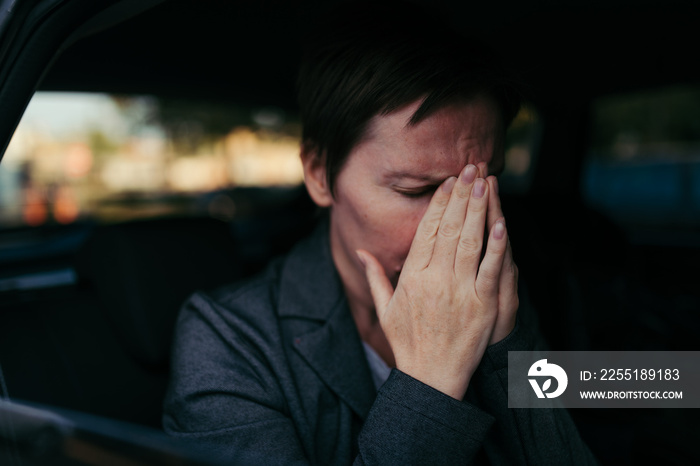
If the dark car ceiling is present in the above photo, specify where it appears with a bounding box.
[38,0,700,111]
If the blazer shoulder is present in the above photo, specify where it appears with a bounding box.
[176,256,286,341]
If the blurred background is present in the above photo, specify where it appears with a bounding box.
[0,93,304,227]
[1,0,699,464]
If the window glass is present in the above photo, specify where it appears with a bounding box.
[583,86,700,238]
[500,104,540,194]
[0,92,303,228]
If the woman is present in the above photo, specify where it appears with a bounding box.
[163,2,597,464]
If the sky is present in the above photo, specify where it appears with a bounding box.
[17,92,132,140]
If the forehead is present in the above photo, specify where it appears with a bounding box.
[355,95,504,178]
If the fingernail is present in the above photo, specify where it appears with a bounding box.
[494,220,505,240]
[461,165,477,184]
[493,177,499,194]
[442,176,457,193]
[473,179,486,198]
[356,250,367,268]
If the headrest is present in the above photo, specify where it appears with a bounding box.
[74,217,242,368]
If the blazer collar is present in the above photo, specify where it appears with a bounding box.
[277,218,376,419]
[277,217,342,321]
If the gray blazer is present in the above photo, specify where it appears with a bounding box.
[162,221,597,465]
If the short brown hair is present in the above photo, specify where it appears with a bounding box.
[297,0,521,194]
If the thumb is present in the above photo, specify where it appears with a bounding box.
[356,249,393,318]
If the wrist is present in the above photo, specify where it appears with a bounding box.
[396,361,473,400]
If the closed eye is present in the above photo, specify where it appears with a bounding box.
[395,185,439,198]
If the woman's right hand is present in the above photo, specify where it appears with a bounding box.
[357,163,516,400]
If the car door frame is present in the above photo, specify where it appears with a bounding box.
[0,0,164,162]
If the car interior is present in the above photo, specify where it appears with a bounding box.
[1,0,699,464]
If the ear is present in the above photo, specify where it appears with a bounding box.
[300,142,333,207]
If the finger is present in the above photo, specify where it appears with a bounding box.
[485,176,502,232]
[490,238,519,344]
[402,176,457,272]
[455,178,489,278]
[484,175,516,307]
[475,218,508,301]
[476,161,488,178]
[430,164,479,269]
[356,249,393,318]
[498,239,519,311]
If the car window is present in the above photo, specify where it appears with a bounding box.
[582,85,700,244]
[500,103,540,194]
[0,92,303,229]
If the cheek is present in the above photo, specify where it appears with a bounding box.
[334,180,430,262]
[372,198,429,257]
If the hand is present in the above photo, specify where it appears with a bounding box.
[357,164,517,400]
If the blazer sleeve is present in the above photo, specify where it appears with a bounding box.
[467,319,600,465]
[357,370,495,464]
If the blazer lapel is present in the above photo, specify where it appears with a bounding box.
[278,219,376,420]
[293,300,375,420]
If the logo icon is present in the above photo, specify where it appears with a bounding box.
[528,359,568,398]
